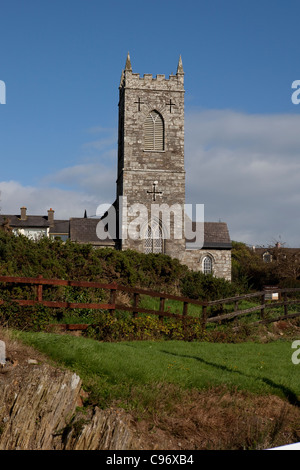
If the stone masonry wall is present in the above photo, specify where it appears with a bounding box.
[179,249,232,281]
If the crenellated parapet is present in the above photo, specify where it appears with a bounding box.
[119,53,184,91]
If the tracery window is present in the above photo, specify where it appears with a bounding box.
[144,223,163,254]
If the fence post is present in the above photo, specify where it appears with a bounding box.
[109,285,117,315]
[261,293,265,319]
[284,291,288,316]
[159,297,165,324]
[182,301,188,340]
[133,292,140,318]
[201,304,208,330]
[37,275,43,303]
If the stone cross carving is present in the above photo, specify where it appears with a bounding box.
[134,97,144,111]
[166,99,176,113]
[147,181,163,201]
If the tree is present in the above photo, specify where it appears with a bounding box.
[231,241,277,291]
[265,243,300,281]
[0,217,12,233]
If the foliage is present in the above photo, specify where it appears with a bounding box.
[0,302,54,331]
[180,271,236,301]
[0,232,187,293]
[2,232,300,336]
[85,311,207,342]
[231,241,278,291]
[232,240,300,291]
[278,278,300,289]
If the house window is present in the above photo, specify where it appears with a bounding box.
[263,252,272,263]
[144,223,163,254]
[144,110,164,151]
[203,255,213,275]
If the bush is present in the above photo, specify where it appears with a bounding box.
[180,271,236,301]
[0,233,187,294]
[85,311,207,342]
[0,302,55,331]
[278,278,300,289]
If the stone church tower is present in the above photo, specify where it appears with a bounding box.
[85,53,232,280]
[116,53,186,258]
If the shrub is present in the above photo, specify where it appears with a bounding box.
[84,311,207,342]
[0,301,55,331]
[0,233,187,294]
[180,271,236,301]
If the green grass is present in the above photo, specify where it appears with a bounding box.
[14,331,300,412]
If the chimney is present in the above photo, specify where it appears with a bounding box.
[20,206,27,220]
[48,208,55,226]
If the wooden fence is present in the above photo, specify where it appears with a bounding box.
[0,275,300,331]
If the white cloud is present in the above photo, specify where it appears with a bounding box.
[185,109,300,247]
[0,180,101,219]
[2,109,300,248]
[0,126,118,220]
[43,162,116,197]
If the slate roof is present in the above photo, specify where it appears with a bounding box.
[0,214,50,228]
[69,218,115,246]
[202,222,232,249]
[49,220,69,235]
[186,222,232,249]
[0,214,69,234]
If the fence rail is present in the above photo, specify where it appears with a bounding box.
[0,275,300,331]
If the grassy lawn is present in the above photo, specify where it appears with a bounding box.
[14,331,300,412]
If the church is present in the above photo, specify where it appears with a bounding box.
[1,54,232,281]
[79,53,232,281]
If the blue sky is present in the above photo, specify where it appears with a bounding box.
[1,0,300,247]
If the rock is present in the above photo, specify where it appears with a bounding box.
[0,363,134,450]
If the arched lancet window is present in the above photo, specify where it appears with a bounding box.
[202,255,213,275]
[144,222,163,254]
[144,110,164,151]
